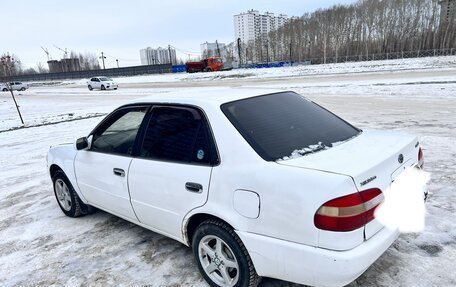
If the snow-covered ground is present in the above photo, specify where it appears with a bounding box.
[26,55,456,87]
[1,57,456,286]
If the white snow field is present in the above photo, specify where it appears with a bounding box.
[1,57,456,286]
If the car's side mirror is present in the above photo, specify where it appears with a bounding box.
[76,137,89,150]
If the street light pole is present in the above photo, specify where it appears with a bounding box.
[100,52,106,69]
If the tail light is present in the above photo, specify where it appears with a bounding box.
[314,188,384,232]
[418,148,424,168]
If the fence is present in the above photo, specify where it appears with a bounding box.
[303,48,456,65]
[0,63,172,83]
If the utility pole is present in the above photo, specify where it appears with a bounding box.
[289,42,292,64]
[237,38,242,67]
[1,55,24,125]
[116,59,119,68]
[323,32,327,64]
[168,45,173,65]
[100,52,106,69]
[216,40,221,57]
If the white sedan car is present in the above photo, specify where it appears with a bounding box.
[87,76,118,91]
[1,81,28,92]
[47,89,425,287]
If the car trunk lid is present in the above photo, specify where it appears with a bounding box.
[277,129,419,240]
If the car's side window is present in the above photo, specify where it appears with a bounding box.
[90,78,96,81]
[91,107,148,156]
[140,106,217,165]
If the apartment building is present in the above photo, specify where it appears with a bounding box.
[200,42,227,60]
[234,10,291,43]
[140,47,177,65]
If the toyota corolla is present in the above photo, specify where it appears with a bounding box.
[47,89,425,287]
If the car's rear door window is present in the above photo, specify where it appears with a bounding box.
[221,92,360,161]
[91,107,148,155]
[139,106,218,165]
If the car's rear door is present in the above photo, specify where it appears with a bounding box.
[74,105,149,221]
[128,105,218,240]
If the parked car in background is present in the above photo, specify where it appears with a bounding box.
[87,77,118,91]
[1,82,28,92]
[47,89,425,287]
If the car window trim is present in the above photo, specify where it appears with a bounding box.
[87,104,152,157]
[133,103,221,167]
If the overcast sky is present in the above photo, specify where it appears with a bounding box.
[1,0,357,69]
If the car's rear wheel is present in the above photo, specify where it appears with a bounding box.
[2,88,8,92]
[52,170,96,217]
[101,85,106,90]
[88,85,93,91]
[192,219,260,287]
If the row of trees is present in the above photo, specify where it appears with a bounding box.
[0,52,100,77]
[239,0,456,64]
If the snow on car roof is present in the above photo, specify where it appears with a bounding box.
[131,87,287,107]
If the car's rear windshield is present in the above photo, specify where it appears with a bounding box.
[221,92,361,161]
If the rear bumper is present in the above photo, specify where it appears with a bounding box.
[237,227,399,287]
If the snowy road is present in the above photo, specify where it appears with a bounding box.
[1,59,456,286]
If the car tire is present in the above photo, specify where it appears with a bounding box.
[20,87,26,91]
[192,219,260,287]
[2,88,8,92]
[101,85,106,90]
[52,170,96,217]
[88,85,93,91]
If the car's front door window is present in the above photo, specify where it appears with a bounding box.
[91,107,148,155]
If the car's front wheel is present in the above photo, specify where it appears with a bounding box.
[52,170,96,217]
[101,85,106,90]
[2,88,8,92]
[20,87,26,91]
[88,85,93,91]
[192,219,260,287]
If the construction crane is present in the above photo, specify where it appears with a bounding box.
[54,45,68,59]
[41,46,51,61]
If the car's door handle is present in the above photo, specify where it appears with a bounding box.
[113,168,125,177]
[185,182,203,193]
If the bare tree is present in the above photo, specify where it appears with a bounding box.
[245,0,455,64]
[1,54,24,125]
[36,62,49,73]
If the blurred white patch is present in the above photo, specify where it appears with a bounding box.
[375,167,430,233]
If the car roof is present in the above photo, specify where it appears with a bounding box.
[131,87,288,107]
